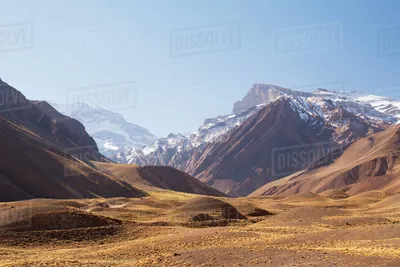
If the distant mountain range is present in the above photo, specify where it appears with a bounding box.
[50,83,400,166]
[0,78,227,201]
[47,83,400,197]
[122,84,400,196]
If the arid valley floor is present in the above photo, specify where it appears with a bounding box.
[1,187,399,266]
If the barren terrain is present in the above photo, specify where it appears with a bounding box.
[251,125,400,197]
[1,188,399,266]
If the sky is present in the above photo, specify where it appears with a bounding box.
[0,0,399,136]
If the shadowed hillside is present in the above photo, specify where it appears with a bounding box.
[93,162,227,197]
[0,117,146,201]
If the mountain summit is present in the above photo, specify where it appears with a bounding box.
[232,84,313,114]
[123,83,395,195]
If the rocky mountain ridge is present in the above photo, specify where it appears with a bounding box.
[126,84,395,169]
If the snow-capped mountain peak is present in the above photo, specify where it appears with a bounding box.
[57,84,400,166]
[124,83,400,166]
[49,102,158,162]
[282,95,324,121]
[312,88,400,122]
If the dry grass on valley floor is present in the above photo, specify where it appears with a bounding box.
[0,189,399,266]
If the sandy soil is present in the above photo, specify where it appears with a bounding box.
[0,189,399,266]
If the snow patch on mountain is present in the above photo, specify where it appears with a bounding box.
[284,95,323,121]
[313,89,400,123]
[122,106,260,164]
[127,84,400,166]
[52,84,400,165]
[49,102,158,160]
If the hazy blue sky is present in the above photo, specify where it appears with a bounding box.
[0,0,399,136]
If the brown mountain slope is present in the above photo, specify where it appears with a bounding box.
[0,80,106,162]
[186,97,340,197]
[0,117,146,201]
[250,125,400,197]
[328,106,389,143]
[31,100,110,162]
[186,97,385,197]
[93,162,227,197]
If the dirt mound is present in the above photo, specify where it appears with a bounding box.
[175,197,246,221]
[3,208,121,231]
[319,189,349,199]
[247,208,272,216]
[191,213,215,221]
[226,200,273,217]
